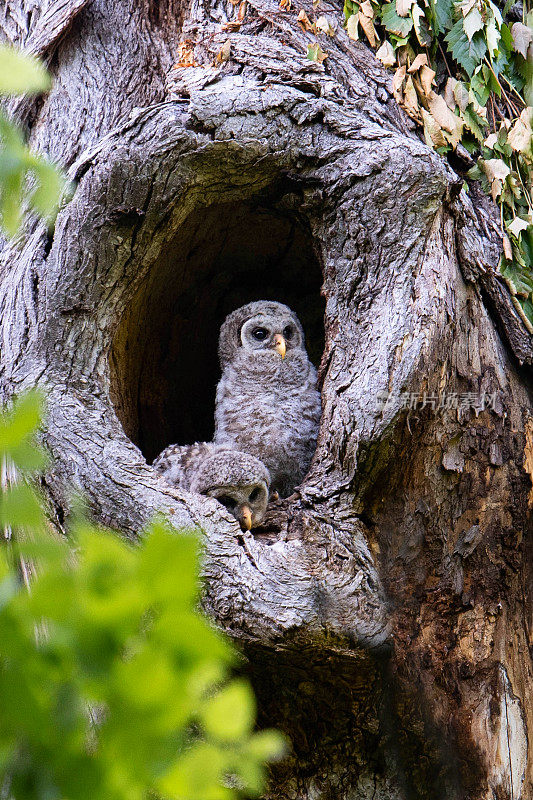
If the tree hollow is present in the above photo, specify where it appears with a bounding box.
[109,198,324,462]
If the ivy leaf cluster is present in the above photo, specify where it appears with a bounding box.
[344,0,533,330]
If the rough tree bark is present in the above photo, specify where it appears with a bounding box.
[1,1,532,798]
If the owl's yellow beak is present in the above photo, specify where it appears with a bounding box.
[238,505,253,531]
[274,333,286,359]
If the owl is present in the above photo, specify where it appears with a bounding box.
[152,442,270,530]
[214,301,321,497]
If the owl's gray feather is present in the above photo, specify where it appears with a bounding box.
[152,442,270,529]
[152,441,214,490]
[214,301,321,497]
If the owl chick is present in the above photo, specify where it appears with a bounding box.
[152,442,270,531]
[214,301,321,498]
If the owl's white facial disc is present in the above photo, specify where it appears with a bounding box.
[240,313,303,356]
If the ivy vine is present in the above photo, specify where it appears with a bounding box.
[342,0,533,330]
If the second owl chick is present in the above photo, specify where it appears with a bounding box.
[152,442,270,531]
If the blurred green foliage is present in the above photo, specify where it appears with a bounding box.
[0,391,285,800]
[0,46,68,237]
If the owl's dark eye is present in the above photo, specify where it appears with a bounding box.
[218,495,236,510]
[249,487,261,503]
[252,327,268,341]
[283,326,294,340]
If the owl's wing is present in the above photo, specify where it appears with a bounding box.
[152,442,215,490]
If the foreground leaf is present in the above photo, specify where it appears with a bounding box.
[0,46,51,95]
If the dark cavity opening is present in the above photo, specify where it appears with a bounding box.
[109,199,324,463]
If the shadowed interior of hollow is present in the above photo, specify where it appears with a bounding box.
[109,198,324,462]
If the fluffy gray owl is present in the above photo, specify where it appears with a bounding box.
[214,301,321,497]
[152,442,270,530]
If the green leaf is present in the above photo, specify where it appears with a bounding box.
[462,105,487,141]
[28,156,66,221]
[445,19,476,75]
[248,729,288,761]
[462,7,483,41]
[486,15,501,58]
[0,103,67,237]
[518,57,533,105]
[469,32,488,63]
[445,20,486,76]
[0,391,47,470]
[344,0,355,20]
[518,297,533,326]
[0,110,26,152]
[202,680,256,742]
[157,742,231,799]
[470,67,491,103]
[428,0,452,35]
[0,483,45,529]
[306,42,328,63]
[0,160,24,237]
[0,391,285,800]
[500,22,514,52]
[0,46,51,95]
[381,3,414,36]
[139,522,199,607]
[501,261,533,297]
[0,391,45,450]
[412,4,433,45]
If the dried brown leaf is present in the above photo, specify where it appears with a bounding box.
[408,53,428,72]
[307,41,328,62]
[403,75,421,119]
[175,40,197,68]
[376,40,396,66]
[444,77,457,109]
[298,9,315,30]
[347,13,359,39]
[421,108,447,148]
[428,90,463,146]
[482,158,510,200]
[316,15,334,34]
[396,0,415,16]
[502,233,513,259]
[483,158,511,182]
[453,81,469,112]
[511,22,532,59]
[508,107,533,155]
[392,64,406,103]
[223,2,246,30]
[358,8,378,47]
[419,64,435,96]
[507,217,530,238]
[216,39,232,63]
[458,0,476,16]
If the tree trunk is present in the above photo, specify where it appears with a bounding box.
[1,1,532,798]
